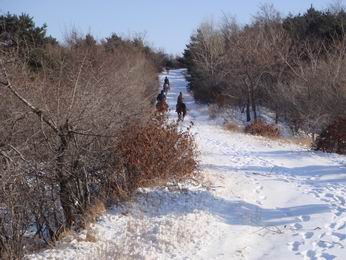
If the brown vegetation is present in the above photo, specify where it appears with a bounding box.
[156,100,169,113]
[224,122,242,132]
[314,118,346,154]
[116,119,198,192]
[0,32,197,259]
[184,4,346,140]
[245,120,280,138]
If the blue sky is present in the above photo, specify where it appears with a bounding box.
[1,0,334,54]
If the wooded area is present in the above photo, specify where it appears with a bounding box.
[183,5,346,149]
[0,13,197,259]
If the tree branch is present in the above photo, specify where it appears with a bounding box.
[0,59,59,133]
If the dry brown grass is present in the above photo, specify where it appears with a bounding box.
[54,229,77,243]
[245,120,280,138]
[281,136,312,147]
[224,121,243,132]
[85,231,97,243]
[83,201,107,226]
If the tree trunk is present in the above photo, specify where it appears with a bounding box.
[56,122,74,228]
[59,179,74,228]
[250,87,257,121]
[246,92,251,122]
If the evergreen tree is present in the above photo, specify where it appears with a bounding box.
[0,13,55,49]
[283,6,346,44]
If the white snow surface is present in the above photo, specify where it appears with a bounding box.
[27,69,346,260]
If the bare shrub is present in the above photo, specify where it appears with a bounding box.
[0,32,161,258]
[83,201,106,225]
[0,33,199,258]
[245,120,280,138]
[314,118,346,154]
[224,122,242,132]
[184,5,346,139]
[115,119,198,195]
[0,163,32,259]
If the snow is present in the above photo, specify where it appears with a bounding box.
[27,69,346,260]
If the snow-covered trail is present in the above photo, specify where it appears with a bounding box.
[165,69,346,259]
[29,69,346,260]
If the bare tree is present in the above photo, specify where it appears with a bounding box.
[0,33,159,258]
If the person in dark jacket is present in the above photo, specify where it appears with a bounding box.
[177,92,183,104]
[164,76,169,85]
[157,90,166,102]
[176,92,184,112]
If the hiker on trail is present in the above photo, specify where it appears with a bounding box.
[156,90,166,102]
[177,92,183,105]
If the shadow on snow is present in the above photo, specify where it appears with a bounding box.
[112,189,330,228]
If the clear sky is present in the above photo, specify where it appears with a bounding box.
[1,0,336,55]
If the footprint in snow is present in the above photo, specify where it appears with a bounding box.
[332,207,346,216]
[292,223,303,230]
[334,219,346,230]
[309,190,321,198]
[327,217,346,230]
[288,241,302,252]
[316,240,334,249]
[329,222,337,229]
[324,193,335,199]
[331,232,346,241]
[302,231,314,239]
[319,252,336,260]
[298,215,311,222]
[302,249,317,260]
[335,195,345,205]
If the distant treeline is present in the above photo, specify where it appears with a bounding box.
[0,13,174,71]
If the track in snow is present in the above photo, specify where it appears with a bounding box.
[28,69,346,260]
